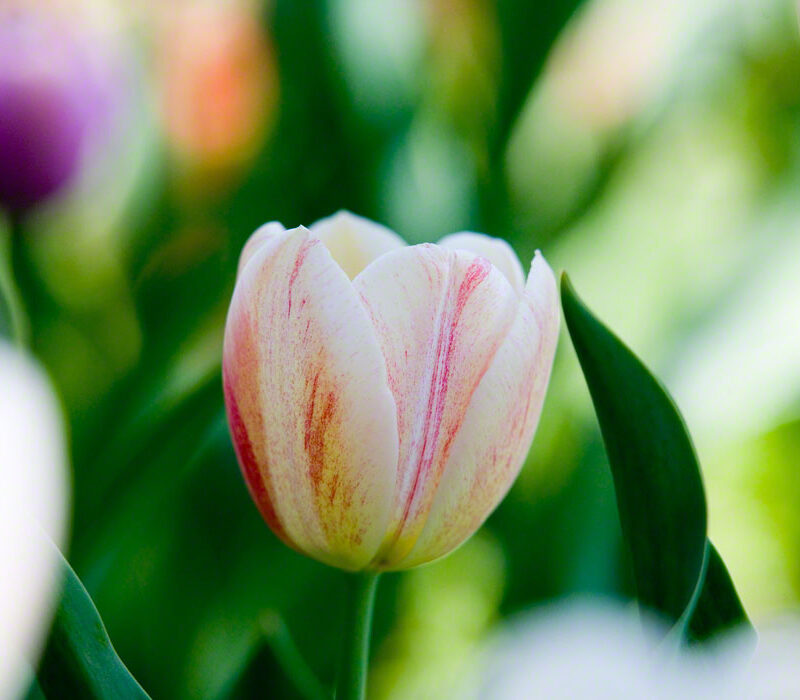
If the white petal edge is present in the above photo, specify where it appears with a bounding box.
[310,210,407,279]
[398,251,559,568]
[438,231,526,295]
[237,221,286,278]
[223,226,399,570]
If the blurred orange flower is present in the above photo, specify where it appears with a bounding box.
[155,0,278,182]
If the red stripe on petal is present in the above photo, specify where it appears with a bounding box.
[396,257,492,537]
[304,367,337,491]
[301,362,366,548]
[223,363,289,545]
[287,237,315,317]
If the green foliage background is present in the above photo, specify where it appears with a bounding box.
[10,0,800,697]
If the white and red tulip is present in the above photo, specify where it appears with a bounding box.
[223,211,558,571]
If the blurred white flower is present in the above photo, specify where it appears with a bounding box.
[468,599,800,700]
[0,341,69,699]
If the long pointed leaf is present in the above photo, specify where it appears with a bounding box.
[36,546,150,699]
[561,274,754,642]
[561,273,707,623]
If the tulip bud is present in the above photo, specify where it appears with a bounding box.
[223,211,558,571]
[0,7,110,213]
[0,341,69,696]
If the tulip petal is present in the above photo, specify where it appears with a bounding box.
[311,210,407,279]
[353,244,519,568]
[237,221,286,277]
[438,232,526,295]
[399,252,559,568]
[223,227,399,570]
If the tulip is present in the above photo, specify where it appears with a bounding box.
[0,340,68,697]
[223,211,559,571]
[0,7,113,213]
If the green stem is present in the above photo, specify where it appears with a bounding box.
[0,214,29,346]
[336,572,380,700]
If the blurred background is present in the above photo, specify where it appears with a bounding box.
[3,0,800,697]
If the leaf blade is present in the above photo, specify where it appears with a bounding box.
[36,546,150,699]
[560,273,707,624]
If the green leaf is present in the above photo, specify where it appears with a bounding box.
[214,612,328,700]
[561,274,755,642]
[493,0,586,159]
[36,545,150,699]
[688,541,755,644]
[560,273,707,624]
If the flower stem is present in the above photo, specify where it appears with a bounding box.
[336,572,380,700]
[0,214,29,346]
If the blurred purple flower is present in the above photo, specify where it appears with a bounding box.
[0,8,115,213]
